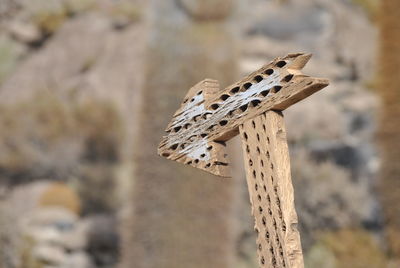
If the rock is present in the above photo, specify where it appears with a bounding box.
[178,0,234,21]
[86,214,119,267]
[34,244,66,265]
[61,252,92,268]
[7,21,41,43]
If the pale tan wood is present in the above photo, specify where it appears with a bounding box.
[158,53,329,177]
[239,111,303,268]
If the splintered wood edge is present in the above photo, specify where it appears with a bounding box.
[240,111,303,268]
[158,53,329,177]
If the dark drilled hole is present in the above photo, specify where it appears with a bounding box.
[282,74,294,82]
[220,94,230,101]
[200,153,206,158]
[205,163,211,168]
[251,99,261,107]
[162,153,170,157]
[210,103,219,110]
[197,90,203,95]
[214,161,228,166]
[239,104,248,112]
[194,159,199,164]
[170,144,179,150]
[276,60,287,68]
[207,146,213,151]
[219,120,228,126]
[200,133,207,138]
[244,132,248,140]
[186,160,192,165]
[190,98,195,102]
[273,85,282,93]
[243,82,253,90]
[265,68,274,75]
[184,123,191,129]
[230,86,240,94]
[260,89,270,97]
[253,75,263,83]
[174,126,182,132]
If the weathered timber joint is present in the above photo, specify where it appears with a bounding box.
[158,53,329,177]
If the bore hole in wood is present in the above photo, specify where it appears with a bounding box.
[200,133,207,138]
[197,90,203,95]
[219,120,228,126]
[276,60,287,68]
[200,154,206,158]
[170,144,179,150]
[261,172,265,180]
[186,160,192,165]
[180,144,185,149]
[257,147,261,154]
[202,112,212,120]
[258,194,262,202]
[210,103,219,110]
[271,176,274,183]
[261,256,265,265]
[174,126,182,132]
[251,99,261,107]
[264,185,267,192]
[271,163,274,169]
[243,132,248,140]
[243,82,253,90]
[239,104,248,112]
[220,94,230,101]
[184,123,191,129]
[230,86,240,94]
[273,85,282,93]
[261,89,270,97]
[253,170,257,178]
[267,137,270,144]
[258,244,262,251]
[282,74,294,82]
[193,115,201,122]
[246,145,250,153]
[214,161,228,166]
[262,216,266,226]
[265,69,274,75]
[255,184,258,191]
[249,159,253,166]
[263,124,266,131]
[252,120,256,128]
[259,206,263,214]
[268,208,272,216]
[266,231,270,242]
[205,163,211,168]
[260,159,264,166]
[266,151,270,160]
[206,146,213,151]
[194,159,199,164]
[162,152,170,157]
[190,98,195,102]
[254,75,264,83]
[257,133,260,141]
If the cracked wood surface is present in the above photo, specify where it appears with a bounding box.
[158,53,329,176]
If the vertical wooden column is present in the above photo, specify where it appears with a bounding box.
[239,111,303,268]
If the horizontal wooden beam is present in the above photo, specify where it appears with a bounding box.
[158,53,329,176]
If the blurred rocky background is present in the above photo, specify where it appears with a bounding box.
[0,0,398,267]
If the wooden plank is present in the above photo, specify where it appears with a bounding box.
[239,111,303,268]
[158,53,329,177]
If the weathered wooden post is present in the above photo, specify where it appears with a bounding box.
[158,53,329,268]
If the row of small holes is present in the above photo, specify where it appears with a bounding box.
[242,117,288,268]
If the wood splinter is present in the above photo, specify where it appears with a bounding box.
[158,53,329,268]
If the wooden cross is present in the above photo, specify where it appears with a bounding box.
[158,53,329,268]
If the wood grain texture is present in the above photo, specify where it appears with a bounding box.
[158,53,329,177]
[239,111,303,268]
